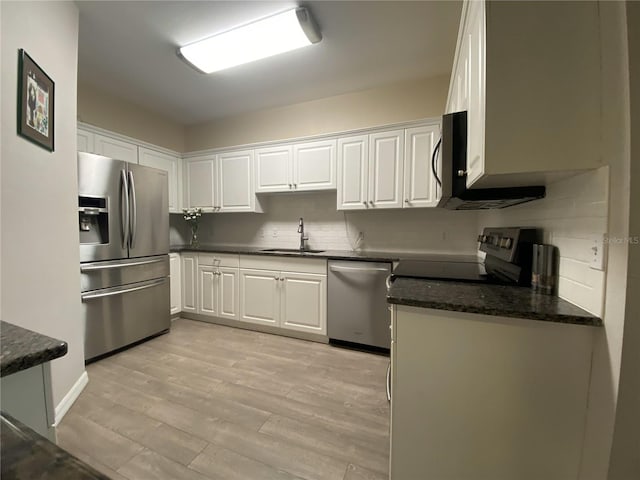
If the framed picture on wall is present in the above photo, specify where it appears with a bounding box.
[17,49,55,151]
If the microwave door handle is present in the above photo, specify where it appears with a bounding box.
[120,169,129,249]
[128,170,137,248]
[432,137,442,187]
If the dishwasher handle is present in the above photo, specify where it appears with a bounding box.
[329,265,389,274]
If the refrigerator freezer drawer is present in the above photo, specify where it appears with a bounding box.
[81,277,170,361]
[80,255,169,292]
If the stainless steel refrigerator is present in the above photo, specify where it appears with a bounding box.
[78,152,170,361]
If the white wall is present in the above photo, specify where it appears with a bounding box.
[1,1,85,415]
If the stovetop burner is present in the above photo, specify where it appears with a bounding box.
[392,227,541,286]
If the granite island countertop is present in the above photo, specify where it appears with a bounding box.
[0,321,68,377]
[387,277,602,326]
[1,413,109,480]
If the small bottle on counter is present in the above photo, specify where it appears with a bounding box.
[532,244,557,295]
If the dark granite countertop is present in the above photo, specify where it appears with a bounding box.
[1,413,109,480]
[387,277,603,326]
[170,244,468,263]
[0,321,68,377]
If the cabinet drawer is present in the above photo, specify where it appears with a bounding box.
[198,253,239,268]
[239,255,326,275]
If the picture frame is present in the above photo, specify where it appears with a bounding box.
[17,49,54,151]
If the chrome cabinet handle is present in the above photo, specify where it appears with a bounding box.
[289,184,293,189]
[386,362,391,402]
[369,200,374,206]
[329,265,389,273]
[385,274,393,289]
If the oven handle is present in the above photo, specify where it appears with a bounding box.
[81,278,165,301]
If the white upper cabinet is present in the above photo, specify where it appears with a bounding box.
[337,123,439,211]
[337,135,369,210]
[368,129,404,209]
[138,147,182,213]
[293,139,336,191]
[184,155,216,211]
[403,124,441,208]
[217,149,257,212]
[254,139,336,193]
[446,0,602,188]
[184,151,261,213]
[255,145,293,192]
[93,133,139,163]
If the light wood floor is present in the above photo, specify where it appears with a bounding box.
[57,318,390,480]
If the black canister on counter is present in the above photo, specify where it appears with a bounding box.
[532,244,557,294]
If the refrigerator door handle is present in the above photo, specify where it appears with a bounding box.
[81,278,165,301]
[128,170,137,248]
[386,361,391,402]
[120,169,129,249]
[80,257,166,272]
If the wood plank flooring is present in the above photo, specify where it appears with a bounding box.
[57,319,390,480]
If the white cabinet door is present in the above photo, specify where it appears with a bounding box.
[403,125,440,208]
[184,156,216,211]
[93,133,139,163]
[218,267,239,320]
[139,147,182,213]
[465,0,486,187]
[337,135,369,210]
[239,269,280,327]
[368,130,404,209]
[218,150,255,212]
[169,253,181,316]
[181,253,198,313]
[293,139,336,191]
[198,265,218,316]
[255,145,292,192]
[280,272,326,335]
[77,128,94,153]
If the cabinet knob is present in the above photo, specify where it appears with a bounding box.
[457,169,467,177]
[369,201,374,206]
[404,199,410,204]
[289,184,292,189]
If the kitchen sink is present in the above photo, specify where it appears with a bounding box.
[260,248,325,254]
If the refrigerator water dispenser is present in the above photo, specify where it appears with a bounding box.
[78,196,109,245]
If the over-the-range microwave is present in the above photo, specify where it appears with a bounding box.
[434,111,545,210]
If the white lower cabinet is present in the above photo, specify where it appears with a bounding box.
[239,269,280,327]
[196,253,239,320]
[239,255,327,335]
[181,253,198,313]
[280,272,326,334]
[169,253,181,315]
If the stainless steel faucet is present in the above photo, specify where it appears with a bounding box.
[297,217,309,251]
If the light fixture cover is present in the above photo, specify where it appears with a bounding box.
[178,7,321,74]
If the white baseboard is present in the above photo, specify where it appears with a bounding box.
[54,370,88,426]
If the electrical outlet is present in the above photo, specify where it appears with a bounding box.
[590,233,606,271]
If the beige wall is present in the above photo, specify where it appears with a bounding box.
[1,1,85,413]
[185,75,449,152]
[78,82,185,152]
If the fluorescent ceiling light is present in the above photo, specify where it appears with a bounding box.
[178,7,321,74]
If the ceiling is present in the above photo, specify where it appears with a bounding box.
[77,1,462,125]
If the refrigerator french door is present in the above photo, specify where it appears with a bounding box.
[78,152,170,361]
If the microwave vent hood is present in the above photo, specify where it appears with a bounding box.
[436,111,545,210]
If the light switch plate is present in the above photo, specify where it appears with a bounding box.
[590,233,606,271]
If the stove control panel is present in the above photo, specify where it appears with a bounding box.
[478,227,539,264]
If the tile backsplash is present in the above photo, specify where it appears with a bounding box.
[478,167,609,316]
[171,167,609,317]
[172,192,480,255]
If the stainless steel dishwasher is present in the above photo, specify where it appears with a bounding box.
[327,260,392,349]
